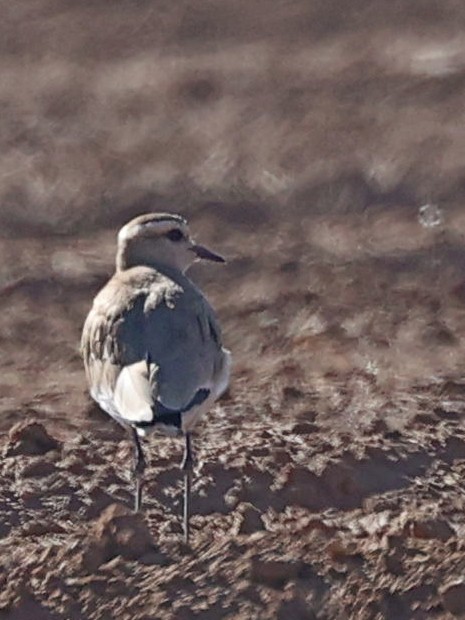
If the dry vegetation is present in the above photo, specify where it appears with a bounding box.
[2,1,465,618]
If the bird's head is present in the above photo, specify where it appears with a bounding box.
[116,213,225,273]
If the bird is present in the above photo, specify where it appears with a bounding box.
[80,213,231,544]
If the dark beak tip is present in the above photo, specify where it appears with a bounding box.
[191,244,226,264]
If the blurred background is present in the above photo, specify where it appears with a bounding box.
[2,0,465,429]
[2,2,465,618]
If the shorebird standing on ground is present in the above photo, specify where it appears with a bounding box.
[81,213,231,544]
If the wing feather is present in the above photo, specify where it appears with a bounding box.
[81,267,229,426]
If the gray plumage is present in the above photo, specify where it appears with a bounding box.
[80,213,230,542]
[81,265,230,433]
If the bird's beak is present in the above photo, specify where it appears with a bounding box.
[189,244,226,263]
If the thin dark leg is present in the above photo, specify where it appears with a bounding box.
[181,433,194,545]
[131,427,146,512]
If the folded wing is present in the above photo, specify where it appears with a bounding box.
[81,268,229,428]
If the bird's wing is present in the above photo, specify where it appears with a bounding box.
[81,268,227,426]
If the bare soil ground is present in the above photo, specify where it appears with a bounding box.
[2,1,465,618]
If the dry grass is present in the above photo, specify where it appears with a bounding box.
[2,0,465,239]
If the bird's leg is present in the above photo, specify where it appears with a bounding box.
[131,427,146,512]
[181,433,194,545]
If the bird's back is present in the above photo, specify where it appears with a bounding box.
[81,266,230,430]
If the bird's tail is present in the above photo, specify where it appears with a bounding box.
[113,360,158,424]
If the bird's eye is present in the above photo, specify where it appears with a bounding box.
[166,229,184,242]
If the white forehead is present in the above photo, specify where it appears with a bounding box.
[118,219,188,243]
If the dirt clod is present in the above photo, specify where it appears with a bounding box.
[440,579,465,617]
[277,597,317,620]
[232,503,264,535]
[249,557,302,588]
[5,422,60,457]
[406,518,455,542]
[20,459,57,478]
[80,504,156,572]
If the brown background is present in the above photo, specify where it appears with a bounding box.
[2,1,465,618]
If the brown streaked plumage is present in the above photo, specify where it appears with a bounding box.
[81,213,231,544]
